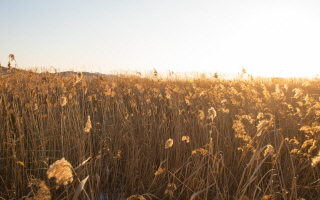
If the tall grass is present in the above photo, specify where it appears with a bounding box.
[0,66,320,199]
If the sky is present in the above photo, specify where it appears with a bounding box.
[1,0,320,77]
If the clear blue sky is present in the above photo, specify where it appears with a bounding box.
[1,0,320,77]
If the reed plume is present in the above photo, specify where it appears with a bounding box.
[207,107,217,121]
[26,179,51,200]
[59,97,67,107]
[84,115,92,133]
[311,151,320,167]
[46,157,73,188]
[165,138,173,149]
[182,136,190,143]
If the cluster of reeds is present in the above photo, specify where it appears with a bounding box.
[1,64,320,199]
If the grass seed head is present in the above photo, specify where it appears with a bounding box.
[208,107,217,121]
[311,151,320,167]
[113,150,122,159]
[59,97,67,107]
[84,115,92,133]
[154,167,166,176]
[46,157,73,188]
[301,139,315,149]
[27,178,51,200]
[192,148,209,156]
[182,136,190,143]
[33,103,38,111]
[165,183,177,197]
[198,110,205,120]
[264,145,274,157]
[257,112,265,119]
[165,138,173,149]
[74,72,83,86]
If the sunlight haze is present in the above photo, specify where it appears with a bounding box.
[1,0,320,77]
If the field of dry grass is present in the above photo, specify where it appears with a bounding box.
[1,66,320,199]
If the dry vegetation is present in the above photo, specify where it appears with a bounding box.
[1,63,320,199]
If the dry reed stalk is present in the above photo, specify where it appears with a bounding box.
[72,175,89,200]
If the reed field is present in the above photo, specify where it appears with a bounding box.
[1,65,320,199]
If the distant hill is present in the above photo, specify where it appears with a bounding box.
[0,66,13,73]
[0,66,116,78]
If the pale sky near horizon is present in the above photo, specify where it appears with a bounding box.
[1,0,320,77]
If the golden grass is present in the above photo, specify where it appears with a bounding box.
[1,65,320,199]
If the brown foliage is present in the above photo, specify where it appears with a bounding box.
[1,68,320,199]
